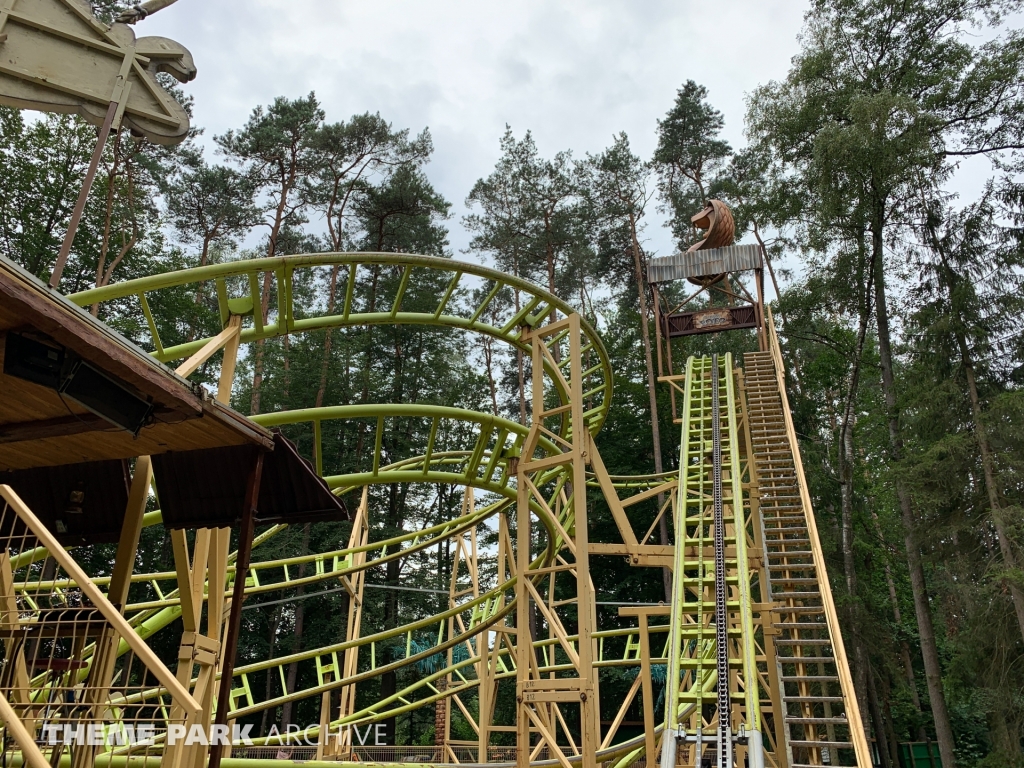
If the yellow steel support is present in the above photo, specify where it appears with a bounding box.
[516,314,599,768]
[0,253,875,768]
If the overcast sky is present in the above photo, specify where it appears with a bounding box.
[138,1,811,259]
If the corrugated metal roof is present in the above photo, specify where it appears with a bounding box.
[0,460,130,545]
[648,244,762,283]
[154,432,347,529]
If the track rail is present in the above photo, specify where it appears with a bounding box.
[661,354,763,768]
[68,253,613,435]
[0,253,870,768]
[710,354,732,768]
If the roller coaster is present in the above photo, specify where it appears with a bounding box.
[0,247,871,768]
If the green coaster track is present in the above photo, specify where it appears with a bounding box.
[68,254,683,762]
[0,251,860,768]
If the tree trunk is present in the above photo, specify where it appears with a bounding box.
[379,328,412,745]
[185,236,214,344]
[515,284,527,425]
[250,267,274,415]
[627,224,671,600]
[250,340,267,415]
[93,146,119,293]
[543,219,562,365]
[355,267,380,461]
[282,333,291,403]
[315,266,342,409]
[955,333,1024,642]
[866,661,891,768]
[875,512,927,739]
[483,334,499,417]
[382,480,402,744]
[881,675,903,767]
[989,708,1015,756]
[251,166,293,414]
[872,242,957,768]
[510,251,528,425]
[832,230,875,736]
[261,606,282,736]
[924,217,1024,644]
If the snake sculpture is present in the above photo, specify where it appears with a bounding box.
[685,198,736,287]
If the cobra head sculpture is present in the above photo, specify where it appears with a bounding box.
[684,199,736,287]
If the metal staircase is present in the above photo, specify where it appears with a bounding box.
[742,349,867,768]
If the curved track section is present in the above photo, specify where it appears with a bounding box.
[69,253,613,435]
[0,252,783,768]
[39,261,642,763]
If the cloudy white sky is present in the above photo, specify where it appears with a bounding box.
[140,1,810,258]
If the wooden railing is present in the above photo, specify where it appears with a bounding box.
[764,308,872,768]
[0,484,201,768]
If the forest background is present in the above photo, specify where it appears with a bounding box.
[4,0,1024,765]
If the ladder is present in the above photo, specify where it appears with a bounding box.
[742,350,869,768]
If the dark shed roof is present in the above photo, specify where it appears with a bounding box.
[257,432,349,525]
[0,257,342,534]
[0,459,130,546]
[0,256,273,472]
[154,432,347,529]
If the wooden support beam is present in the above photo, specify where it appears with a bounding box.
[217,315,242,404]
[516,315,599,768]
[0,691,48,768]
[108,456,152,605]
[208,450,263,768]
[588,542,676,567]
[0,551,31,711]
[50,99,119,289]
[174,319,241,379]
[618,607,667,764]
[72,455,153,768]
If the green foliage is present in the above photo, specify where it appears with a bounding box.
[745,0,1024,763]
[653,81,732,248]
[464,126,593,299]
[0,108,92,280]
[6,1,1024,756]
[164,148,261,265]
